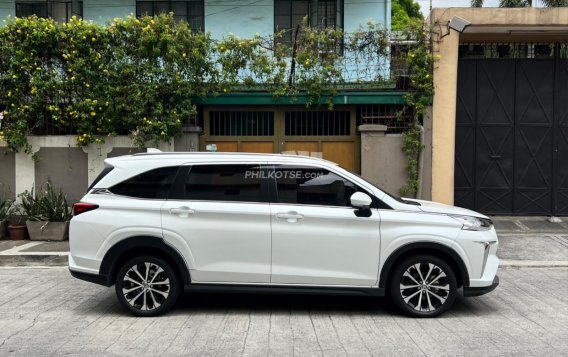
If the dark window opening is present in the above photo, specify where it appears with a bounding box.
[109,166,179,199]
[285,110,350,136]
[16,1,83,22]
[274,0,343,46]
[136,0,204,31]
[209,111,274,137]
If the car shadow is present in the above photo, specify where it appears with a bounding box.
[175,291,398,315]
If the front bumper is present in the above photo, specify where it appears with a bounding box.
[463,275,499,297]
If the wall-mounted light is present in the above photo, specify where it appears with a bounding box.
[440,16,471,39]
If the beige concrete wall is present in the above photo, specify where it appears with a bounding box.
[429,7,568,205]
[34,147,88,203]
[431,22,460,204]
[0,148,16,199]
[359,125,408,197]
[0,135,175,204]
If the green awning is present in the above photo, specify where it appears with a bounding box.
[192,91,407,106]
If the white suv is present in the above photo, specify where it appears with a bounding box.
[69,152,499,317]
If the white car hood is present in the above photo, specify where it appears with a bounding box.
[402,198,489,219]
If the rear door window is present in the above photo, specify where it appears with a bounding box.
[181,164,266,203]
[109,166,179,199]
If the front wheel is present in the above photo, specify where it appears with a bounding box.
[389,255,457,317]
[115,256,180,317]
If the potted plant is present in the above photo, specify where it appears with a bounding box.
[5,203,27,241]
[0,196,15,239]
[19,181,72,241]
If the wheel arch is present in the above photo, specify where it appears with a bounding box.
[99,236,191,286]
[379,242,469,289]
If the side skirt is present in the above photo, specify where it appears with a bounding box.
[184,284,385,297]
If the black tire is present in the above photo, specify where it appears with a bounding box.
[389,255,457,318]
[115,255,180,317]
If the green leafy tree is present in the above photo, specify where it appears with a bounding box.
[392,0,423,32]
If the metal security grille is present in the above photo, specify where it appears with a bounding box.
[459,42,568,59]
[209,111,274,136]
[357,105,408,134]
[455,44,568,215]
[285,110,350,136]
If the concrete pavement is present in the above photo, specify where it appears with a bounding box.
[0,266,566,356]
[1,216,567,267]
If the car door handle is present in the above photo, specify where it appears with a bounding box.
[276,211,304,223]
[169,206,195,218]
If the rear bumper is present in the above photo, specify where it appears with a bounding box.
[463,275,499,297]
[69,269,113,287]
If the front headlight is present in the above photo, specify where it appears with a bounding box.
[451,215,493,231]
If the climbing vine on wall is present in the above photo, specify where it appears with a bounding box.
[398,23,435,196]
[0,13,432,183]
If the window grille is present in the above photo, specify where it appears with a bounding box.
[459,42,568,59]
[357,105,409,134]
[209,111,274,137]
[284,110,350,136]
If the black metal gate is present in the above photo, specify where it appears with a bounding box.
[455,43,568,215]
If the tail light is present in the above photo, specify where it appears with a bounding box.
[73,202,99,216]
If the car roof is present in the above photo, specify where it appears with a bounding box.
[105,151,338,167]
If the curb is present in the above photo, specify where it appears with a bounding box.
[0,254,68,267]
[499,260,568,268]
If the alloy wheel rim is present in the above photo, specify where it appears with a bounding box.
[399,262,450,312]
[122,262,170,311]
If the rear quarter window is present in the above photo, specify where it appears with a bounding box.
[88,165,114,191]
[109,166,180,199]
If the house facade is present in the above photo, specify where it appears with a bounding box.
[2,1,419,205]
[0,1,400,172]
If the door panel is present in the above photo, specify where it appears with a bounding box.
[270,205,380,286]
[555,60,568,215]
[162,201,271,283]
[454,60,477,210]
[476,61,515,214]
[269,165,380,286]
[515,60,554,214]
[161,164,271,283]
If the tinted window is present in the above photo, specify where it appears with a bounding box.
[183,165,264,203]
[274,166,361,207]
[109,166,179,199]
[88,165,114,191]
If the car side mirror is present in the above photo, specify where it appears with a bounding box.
[350,192,372,218]
[350,192,372,208]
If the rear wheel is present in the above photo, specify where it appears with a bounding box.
[115,256,180,317]
[389,255,457,317]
